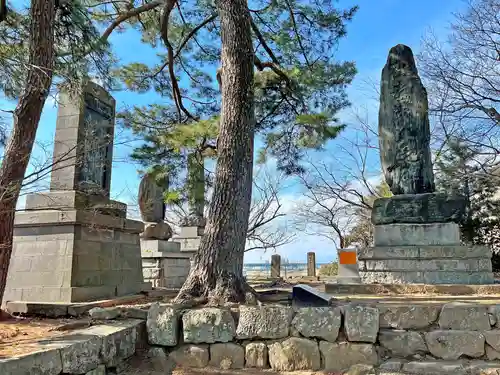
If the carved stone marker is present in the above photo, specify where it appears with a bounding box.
[138,173,172,240]
[379,44,435,195]
[307,252,316,277]
[3,81,149,305]
[271,254,281,278]
[357,45,493,285]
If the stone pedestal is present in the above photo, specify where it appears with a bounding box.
[140,239,195,288]
[173,226,204,252]
[3,208,150,304]
[358,223,494,284]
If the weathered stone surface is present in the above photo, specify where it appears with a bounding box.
[85,364,106,375]
[141,221,173,240]
[291,307,341,342]
[169,344,209,368]
[374,223,460,246]
[138,173,167,223]
[490,313,497,326]
[183,308,235,344]
[484,330,500,351]
[80,319,142,367]
[209,343,245,370]
[147,347,176,373]
[319,342,378,372]
[0,348,63,375]
[372,193,466,225]
[89,307,121,320]
[236,305,293,339]
[245,342,268,368]
[489,305,500,327]
[345,364,376,375]
[147,303,179,346]
[343,304,379,343]
[402,361,466,375]
[378,44,435,195]
[379,359,406,371]
[379,305,440,329]
[378,330,427,356]
[59,334,102,374]
[425,330,485,360]
[120,307,148,320]
[486,345,500,360]
[439,303,490,330]
[268,338,320,372]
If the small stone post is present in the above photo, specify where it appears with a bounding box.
[271,254,281,278]
[307,252,316,277]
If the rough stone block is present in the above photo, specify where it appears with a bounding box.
[236,305,293,339]
[146,347,175,373]
[182,308,235,344]
[79,319,143,367]
[209,343,244,370]
[378,330,427,356]
[147,303,179,346]
[58,333,102,374]
[374,223,460,246]
[402,361,466,375]
[483,330,500,351]
[85,364,106,375]
[120,307,148,320]
[379,359,406,371]
[489,305,500,328]
[379,305,440,329]
[169,345,209,368]
[343,304,379,343]
[268,338,320,372]
[0,347,63,375]
[439,303,490,330]
[245,342,268,368]
[291,307,341,342]
[425,330,485,360]
[88,307,121,320]
[319,342,378,373]
[371,193,466,225]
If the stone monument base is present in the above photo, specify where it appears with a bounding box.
[3,209,150,304]
[141,239,195,288]
[358,223,494,284]
[172,226,204,252]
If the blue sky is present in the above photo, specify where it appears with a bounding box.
[2,0,468,264]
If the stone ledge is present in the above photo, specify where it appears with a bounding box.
[359,270,494,284]
[372,193,466,225]
[14,209,143,233]
[0,319,145,375]
[359,245,491,260]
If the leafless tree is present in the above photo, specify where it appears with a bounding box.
[419,0,500,155]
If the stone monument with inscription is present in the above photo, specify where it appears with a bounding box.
[2,81,149,304]
[358,44,493,284]
[138,173,195,288]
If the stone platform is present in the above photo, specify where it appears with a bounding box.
[3,209,150,304]
[358,222,494,284]
[140,239,195,288]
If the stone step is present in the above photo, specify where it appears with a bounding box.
[374,223,460,246]
[360,270,494,284]
[359,245,491,260]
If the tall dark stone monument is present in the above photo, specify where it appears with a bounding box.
[358,45,493,285]
[3,81,150,305]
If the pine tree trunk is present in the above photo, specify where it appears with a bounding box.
[0,0,56,306]
[175,0,256,304]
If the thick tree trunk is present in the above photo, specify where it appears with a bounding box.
[0,0,56,306]
[175,0,256,305]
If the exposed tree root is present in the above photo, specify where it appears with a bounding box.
[173,269,259,307]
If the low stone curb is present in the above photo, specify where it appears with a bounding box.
[0,319,145,375]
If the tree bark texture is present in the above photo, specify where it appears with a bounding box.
[175,0,256,304]
[0,0,56,305]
